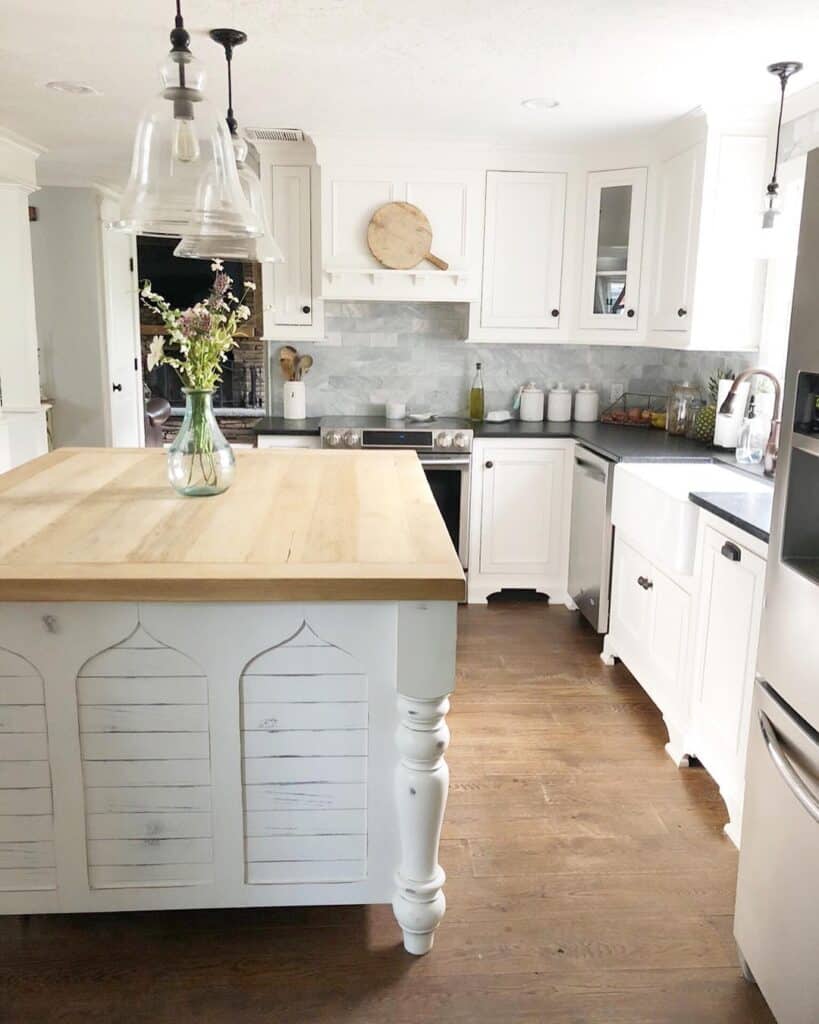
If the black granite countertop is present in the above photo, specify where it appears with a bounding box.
[688,490,773,543]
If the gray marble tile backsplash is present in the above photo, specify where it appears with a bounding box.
[268,302,752,417]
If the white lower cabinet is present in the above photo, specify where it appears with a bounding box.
[605,535,693,764]
[604,507,768,847]
[688,514,767,845]
[468,439,572,603]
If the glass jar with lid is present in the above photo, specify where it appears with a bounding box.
[666,381,701,436]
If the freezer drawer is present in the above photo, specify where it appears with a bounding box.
[735,680,819,1024]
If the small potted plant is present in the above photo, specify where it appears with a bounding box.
[141,261,254,496]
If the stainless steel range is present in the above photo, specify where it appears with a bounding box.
[320,418,473,569]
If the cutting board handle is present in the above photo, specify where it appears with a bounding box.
[425,253,449,271]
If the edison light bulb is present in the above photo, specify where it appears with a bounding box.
[173,118,200,164]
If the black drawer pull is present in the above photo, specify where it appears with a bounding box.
[721,541,742,562]
[637,575,653,590]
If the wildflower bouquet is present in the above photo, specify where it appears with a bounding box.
[140,260,256,496]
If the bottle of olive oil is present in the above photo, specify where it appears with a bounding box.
[469,362,485,422]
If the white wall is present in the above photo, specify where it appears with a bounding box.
[30,187,110,448]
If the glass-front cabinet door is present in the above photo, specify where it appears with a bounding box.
[579,167,647,331]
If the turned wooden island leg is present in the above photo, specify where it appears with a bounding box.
[392,693,451,955]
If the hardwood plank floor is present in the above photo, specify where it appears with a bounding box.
[0,602,774,1023]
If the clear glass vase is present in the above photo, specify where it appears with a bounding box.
[167,389,235,497]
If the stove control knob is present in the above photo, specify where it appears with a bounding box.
[436,432,453,449]
[453,432,469,450]
[343,430,361,448]
[325,431,343,448]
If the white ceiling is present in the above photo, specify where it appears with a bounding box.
[1,0,817,187]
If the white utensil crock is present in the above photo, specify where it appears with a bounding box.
[283,381,306,420]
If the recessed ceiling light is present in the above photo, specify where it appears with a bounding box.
[521,97,559,111]
[45,80,100,96]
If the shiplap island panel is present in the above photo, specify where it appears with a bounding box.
[0,449,463,954]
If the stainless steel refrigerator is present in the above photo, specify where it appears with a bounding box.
[734,150,819,1023]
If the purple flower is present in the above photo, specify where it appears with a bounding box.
[181,305,213,335]
[213,272,232,296]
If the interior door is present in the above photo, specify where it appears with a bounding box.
[650,142,705,332]
[101,225,144,447]
[479,445,564,576]
[481,171,566,329]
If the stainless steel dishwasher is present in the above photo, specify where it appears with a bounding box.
[568,446,615,632]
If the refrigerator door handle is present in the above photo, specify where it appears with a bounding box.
[759,710,819,824]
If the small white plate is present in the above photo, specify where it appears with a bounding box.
[407,413,436,422]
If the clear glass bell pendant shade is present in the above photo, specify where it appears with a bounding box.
[174,155,284,262]
[112,50,263,239]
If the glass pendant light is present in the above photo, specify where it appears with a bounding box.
[112,1,263,239]
[761,60,803,230]
[174,29,284,263]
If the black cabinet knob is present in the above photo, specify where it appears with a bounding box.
[637,575,654,590]
[677,307,688,318]
[302,305,311,314]
[485,460,494,469]
[550,308,560,318]
[626,308,635,318]
[112,383,122,392]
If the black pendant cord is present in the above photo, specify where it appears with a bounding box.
[209,29,248,137]
[170,0,191,91]
[768,74,788,196]
[225,45,237,136]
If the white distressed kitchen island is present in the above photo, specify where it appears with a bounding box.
[0,448,464,954]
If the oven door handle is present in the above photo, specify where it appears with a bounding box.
[417,456,471,468]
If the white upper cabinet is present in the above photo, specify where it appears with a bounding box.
[650,142,704,333]
[579,167,647,332]
[270,165,313,327]
[646,113,770,350]
[480,170,566,331]
[257,139,324,342]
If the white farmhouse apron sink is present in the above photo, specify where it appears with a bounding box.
[611,462,770,576]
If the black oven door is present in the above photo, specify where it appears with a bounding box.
[418,455,470,570]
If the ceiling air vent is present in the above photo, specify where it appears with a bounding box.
[244,128,305,143]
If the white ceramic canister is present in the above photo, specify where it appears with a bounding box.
[573,382,599,422]
[519,382,545,422]
[547,382,573,422]
[283,381,307,420]
[713,379,750,448]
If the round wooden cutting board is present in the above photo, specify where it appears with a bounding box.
[367,202,449,271]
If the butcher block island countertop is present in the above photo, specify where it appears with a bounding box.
[0,447,465,602]
[0,446,460,956]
